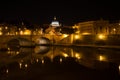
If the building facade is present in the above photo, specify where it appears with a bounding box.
[74,19,120,35]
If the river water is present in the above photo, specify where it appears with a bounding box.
[0,46,120,80]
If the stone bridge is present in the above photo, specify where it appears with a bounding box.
[0,34,71,48]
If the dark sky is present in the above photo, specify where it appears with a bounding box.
[0,0,120,25]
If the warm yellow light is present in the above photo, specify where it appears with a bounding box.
[16,32,18,35]
[0,27,2,30]
[36,59,39,63]
[25,64,28,68]
[82,32,91,35]
[63,53,68,57]
[99,55,106,61]
[7,32,10,35]
[99,55,103,61]
[8,48,10,50]
[98,34,106,40]
[42,59,44,64]
[24,29,31,35]
[113,28,116,31]
[74,35,81,40]
[63,34,68,38]
[119,65,120,74]
[75,53,81,59]
[16,51,19,54]
[5,26,8,29]
[19,62,22,69]
[72,25,79,29]
[60,58,62,62]
[20,30,24,35]
[0,31,2,35]
[6,69,9,74]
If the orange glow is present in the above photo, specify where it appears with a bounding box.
[99,55,106,61]
[20,30,24,35]
[0,27,2,30]
[74,35,80,39]
[24,29,31,35]
[97,34,107,40]
[42,59,44,64]
[5,26,8,29]
[63,53,69,57]
[0,31,2,35]
[75,53,81,59]
[63,34,68,38]
[82,32,91,35]
[16,51,19,54]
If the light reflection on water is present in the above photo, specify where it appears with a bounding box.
[0,46,120,79]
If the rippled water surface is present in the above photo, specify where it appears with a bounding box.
[0,46,120,80]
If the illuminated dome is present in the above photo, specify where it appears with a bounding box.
[51,17,60,27]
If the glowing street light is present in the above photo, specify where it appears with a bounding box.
[24,29,31,35]
[99,55,107,61]
[75,53,81,59]
[63,53,69,57]
[63,34,68,38]
[97,34,107,40]
[0,31,2,35]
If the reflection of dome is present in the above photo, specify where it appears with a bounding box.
[34,46,50,54]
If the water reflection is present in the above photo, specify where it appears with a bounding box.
[0,46,120,79]
[34,46,50,54]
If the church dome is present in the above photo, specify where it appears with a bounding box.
[51,17,60,27]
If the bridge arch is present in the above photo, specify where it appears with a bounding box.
[7,37,34,49]
[34,37,51,45]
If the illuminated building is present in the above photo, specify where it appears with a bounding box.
[45,16,62,35]
[74,19,109,35]
[50,16,61,28]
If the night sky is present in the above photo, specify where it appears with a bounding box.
[0,0,120,25]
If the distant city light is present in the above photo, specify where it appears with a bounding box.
[6,69,9,74]
[63,53,69,57]
[20,30,24,35]
[99,55,106,61]
[0,27,2,30]
[74,35,81,40]
[5,26,8,29]
[60,58,62,62]
[25,64,28,68]
[42,59,44,64]
[63,34,68,38]
[36,59,39,63]
[113,28,116,31]
[24,29,31,35]
[98,34,106,40]
[0,31,2,35]
[75,53,81,59]
[19,62,22,69]
[82,32,91,35]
